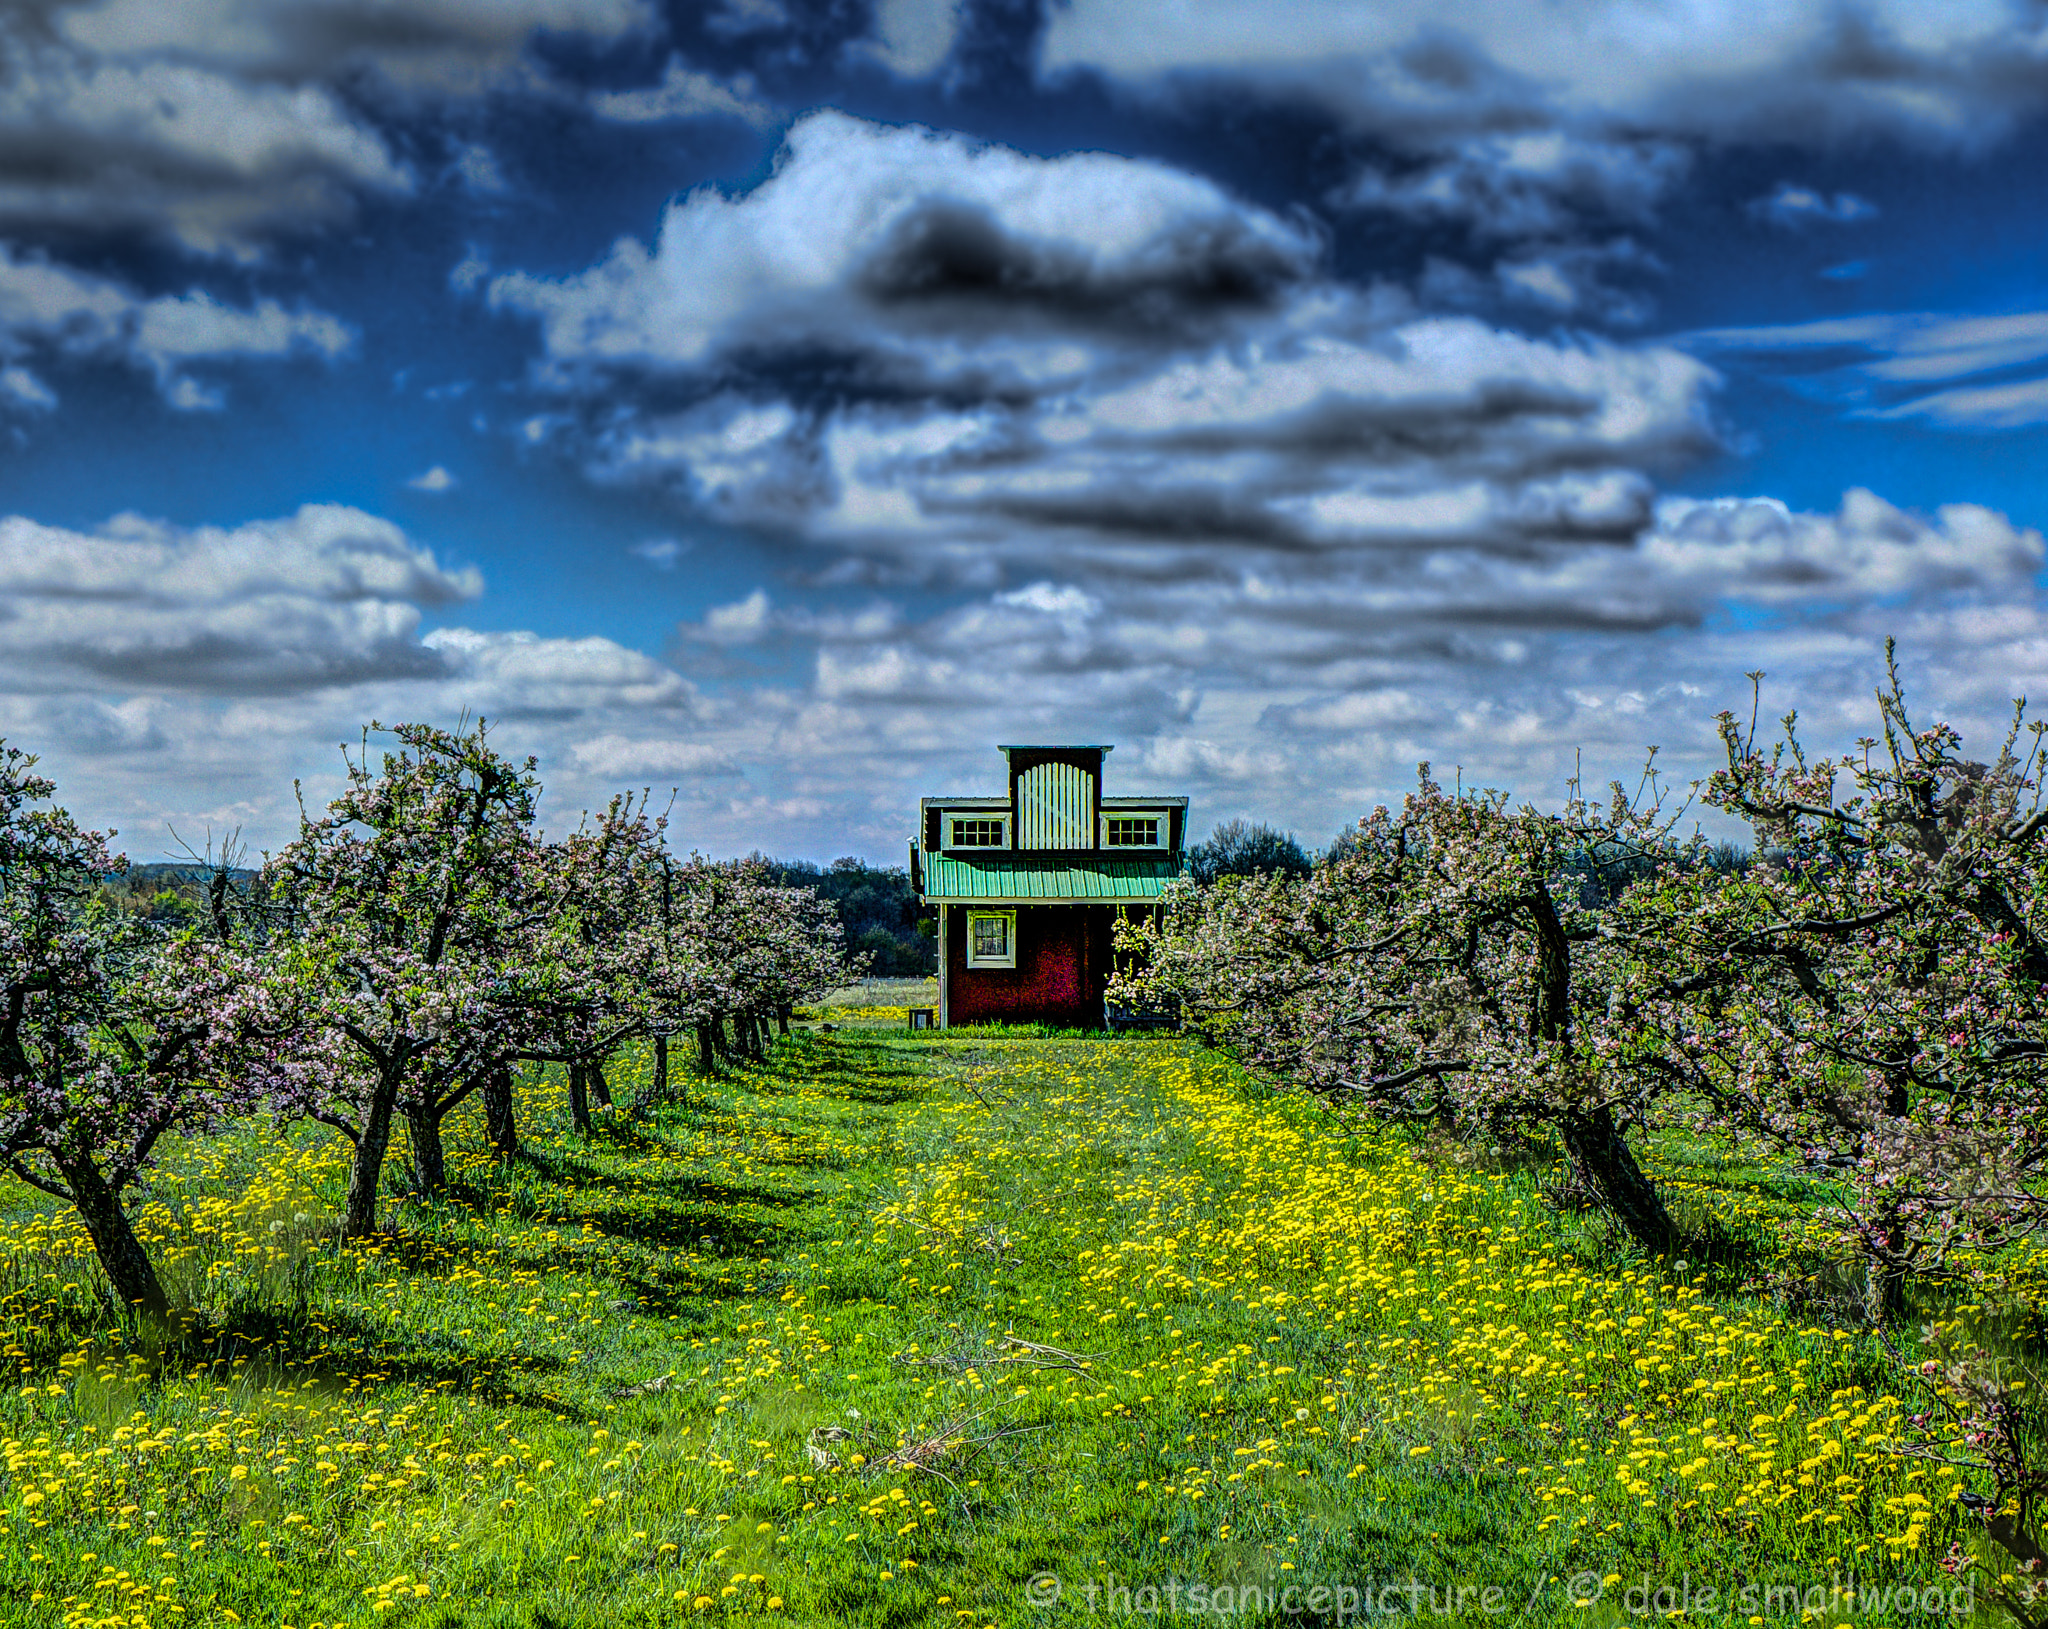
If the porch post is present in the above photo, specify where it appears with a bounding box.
[937,902,949,1029]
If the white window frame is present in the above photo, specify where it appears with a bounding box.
[1101,811,1166,849]
[965,909,1017,969]
[945,812,1010,850]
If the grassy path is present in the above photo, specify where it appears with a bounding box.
[0,1034,2001,1626]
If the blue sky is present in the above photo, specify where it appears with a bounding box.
[5,0,2048,860]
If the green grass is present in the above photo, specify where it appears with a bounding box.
[1,1035,2038,1627]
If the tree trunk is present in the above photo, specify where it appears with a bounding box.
[1863,1262,1907,1326]
[776,1005,791,1037]
[653,1033,669,1102]
[1860,1203,1909,1325]
[567,1063,592,1134]
[587,1061,614,1111]
[64,1152,169,1316]
[483,1064,519,1162]
[343,1071,401,1238]
[404,1102,446,1193]
[697,1021,718,1075]
[1558,1106,1676,1253]
[1525,882,1675,1255]
[711,1014,733,1061]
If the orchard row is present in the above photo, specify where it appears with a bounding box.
[1118,652,2046,1319]
[0,719,857,1317]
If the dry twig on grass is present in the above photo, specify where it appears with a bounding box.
[975,1224,1020,1265]
[883,1409,1048,1503]
[806,1423,854,1470]
[607,1372,672,1398]
[953,1070,1014,1110]
[994,1335,1096,1375]
[891,1331,1097,1377]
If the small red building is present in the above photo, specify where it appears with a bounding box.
[910,745,1187,1029]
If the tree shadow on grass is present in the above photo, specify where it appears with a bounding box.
[424,1152,816,1224]
[43,1295,576,1413]
[561,1198,805,1255]
[724,1037,934,1106]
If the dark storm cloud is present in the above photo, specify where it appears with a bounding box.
[852,194,1322,328]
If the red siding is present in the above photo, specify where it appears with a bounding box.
[948,904,1113,1028]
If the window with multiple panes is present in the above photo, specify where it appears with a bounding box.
[1105,815,1162,847]
[949,816,1006,847]
[965,910,1015,968]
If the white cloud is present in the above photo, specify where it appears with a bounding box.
[1690,308,2048,428]
[449,144,509,195]
[407,465,460,492]
[994,581,1101,621]
[1334,131,1689,236]
[0,504,480,692]
[630,537,690,568]
[590,57,777,128]
[689,588,774,644]
[0,0,649,256]
[0,52,412,257]
[493,112,1715,584]
[0,247,355,407]
[134,290,353,371]
[0,364,55,410]
[162,376,225,412]
[569,734,738,779]
[857,0,964,78]
[419,627,697,715]
[0,494,747,856]
[488,109,1326,378]
[707,0,788,37]
[56,0,650,91]
[1880,376,2048,429]
[1749,182,1880,227]
[1638,488,2041,600]
[1038,1,2048,152]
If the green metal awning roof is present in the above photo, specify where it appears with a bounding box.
[918,852,1184,902]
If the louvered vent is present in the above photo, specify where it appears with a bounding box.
[1016,761,1095,849]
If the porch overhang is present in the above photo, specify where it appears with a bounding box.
[919,852,1183,904]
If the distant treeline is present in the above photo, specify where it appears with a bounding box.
[96,862,257,928]
[107,831,1746,972]
[751,856,934,977]
[104,855,937,979]
[1196,816,1749,898]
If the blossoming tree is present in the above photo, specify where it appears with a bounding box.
[513,793,673,1133]
[641,855,855,1073]
[264,721,541,1235]
[1632,656,2048,1316]
[1115,764,1690,1249]
[0,745,287,1312]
